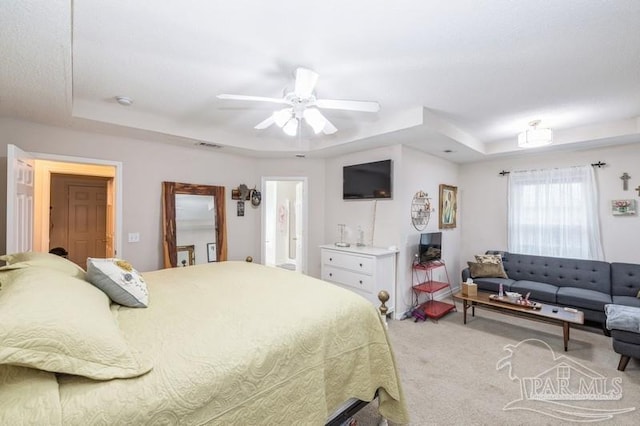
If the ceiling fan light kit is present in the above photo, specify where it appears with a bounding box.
[518,119,553,148]
[217,67,380,137]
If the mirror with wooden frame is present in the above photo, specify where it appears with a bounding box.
[162,182,227,268]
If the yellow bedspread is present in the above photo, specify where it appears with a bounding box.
[24,261,407,425]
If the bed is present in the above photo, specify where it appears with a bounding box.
[0,253,408,425]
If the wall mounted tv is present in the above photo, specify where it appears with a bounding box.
[343,159,392,200]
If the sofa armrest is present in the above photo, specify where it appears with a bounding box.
[462,268,471,282]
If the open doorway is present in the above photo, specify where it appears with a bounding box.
[262,177,307,273]
[6,144,122,263]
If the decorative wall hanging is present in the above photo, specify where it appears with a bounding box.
[237,201,245,216]
[231,184,252,200]
[411,191,432,231]
[620,172,631,190]
[612,199,636,216]
[250,189,262,207]
[439,184,458,229]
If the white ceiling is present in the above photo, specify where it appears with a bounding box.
[2,0,640,162]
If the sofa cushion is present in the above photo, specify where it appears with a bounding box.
[510,280,558,303]
[611,263,640,298]
[611,329,640,345]
[499,252,610,293]
[612,296,640,308]
[556,287,612,312]
[471,277,515,294]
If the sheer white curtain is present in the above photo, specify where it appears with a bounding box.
[508,165,604,260]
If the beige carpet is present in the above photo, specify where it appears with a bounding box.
[354,307,640,425]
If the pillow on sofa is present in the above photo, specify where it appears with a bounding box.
[467,261,508,279]
[0,267,152,380]
[474,254,503,265]
[86,258,149,308]
[0,252,86,280]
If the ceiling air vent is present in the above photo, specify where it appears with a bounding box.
[196,142,222,149]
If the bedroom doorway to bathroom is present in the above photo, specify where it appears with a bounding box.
[261,177,307,274]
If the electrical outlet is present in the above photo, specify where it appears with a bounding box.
[128,232,140,243]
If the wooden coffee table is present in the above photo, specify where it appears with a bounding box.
[453,291,584,351]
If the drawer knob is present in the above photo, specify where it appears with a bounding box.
[329,273,333,277]
[329,257,333,261]
[359,263,363,267]
[359,280,363,284]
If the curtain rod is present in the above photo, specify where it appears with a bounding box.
[498,162,606,176]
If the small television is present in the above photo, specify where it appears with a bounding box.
[343,159,392,200]
[419,232,442,262]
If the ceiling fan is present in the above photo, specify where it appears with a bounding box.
[217,68,380,136]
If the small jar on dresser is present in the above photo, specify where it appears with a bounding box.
[320,244,397,316]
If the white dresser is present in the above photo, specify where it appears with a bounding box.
[320,245,397,315]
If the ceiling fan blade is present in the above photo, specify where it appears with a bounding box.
[254,116,275,130]
[322,118,338,135]
[294,68,319,98]
[217,94,289,104]
[316,98,380,112]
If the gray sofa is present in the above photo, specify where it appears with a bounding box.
[461,251,640,325]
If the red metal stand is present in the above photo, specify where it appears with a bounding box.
[412,259,456,320]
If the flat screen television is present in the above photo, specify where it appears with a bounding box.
[419,232,442,262]
[343,159,392,200]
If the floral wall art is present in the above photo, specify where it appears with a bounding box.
[611,199,636,216]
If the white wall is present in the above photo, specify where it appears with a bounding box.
[0,117,260,272]
[397,146,460,316]
[459,143,640,271]
[323,144,461,317]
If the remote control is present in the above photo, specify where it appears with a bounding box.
[564,307,578,313]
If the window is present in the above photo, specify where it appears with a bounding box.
[508,165,603,260]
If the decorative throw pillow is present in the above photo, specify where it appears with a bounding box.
[474,254,503,265]
[86,258,149,308]
[0,267,152,380]
[467,261,508,279]
[0,252,86,279]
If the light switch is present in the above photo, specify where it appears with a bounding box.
[128,232,140,243]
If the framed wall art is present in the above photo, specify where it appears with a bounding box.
[612,199,636,216]
[439,184,458,229]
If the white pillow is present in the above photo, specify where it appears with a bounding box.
[86,258,149,308]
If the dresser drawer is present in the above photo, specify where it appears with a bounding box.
[321,250,374,275]
[322,266,374,293]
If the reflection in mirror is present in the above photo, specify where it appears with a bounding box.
[177,244,196,267]
[176,194,216,264]
[162,182,227,268]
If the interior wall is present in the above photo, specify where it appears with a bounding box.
[397,145,460,316]
[324,145,403,250]
[0,117,261,272]
[459,142,640,272]
[323,144,461,318]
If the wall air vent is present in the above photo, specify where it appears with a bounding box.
[196,142,222,149]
